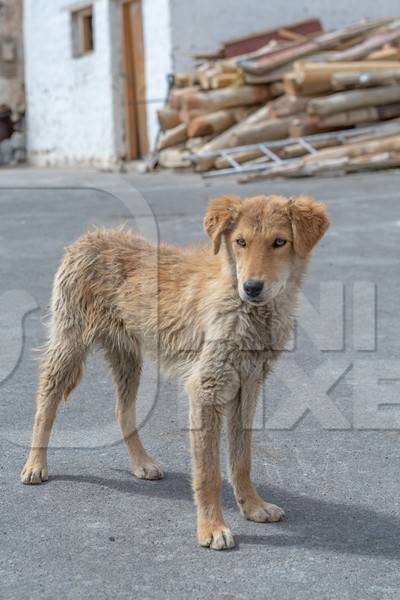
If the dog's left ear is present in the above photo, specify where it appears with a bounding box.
[204,195,241,254]
[287,196,329,258]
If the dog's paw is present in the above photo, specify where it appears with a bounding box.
[198,524,235,550]
[21,463,49,485]
[242,500,285,523]
[132,461,164,480]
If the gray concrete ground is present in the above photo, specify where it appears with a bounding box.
[1,168,400,600]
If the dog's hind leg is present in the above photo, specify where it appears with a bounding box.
[21,333,86,485]
[105,343,163,480]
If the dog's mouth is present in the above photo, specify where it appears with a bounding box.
[244,296,265,306]
[239,289,268,306]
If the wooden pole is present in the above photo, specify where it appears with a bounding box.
[157,123,188,151]
[325,28,400,62]
[231,118,293,145]
[187,109,237,138]
[332,69,400,89]
[308,85,400,116]
[182,86,271,112]
[157,107,181,131]
[193,103,274,171]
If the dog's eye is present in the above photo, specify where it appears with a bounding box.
[236,238,246,247]
[273,238,287,248]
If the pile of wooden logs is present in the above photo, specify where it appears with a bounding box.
[155,17,400,178]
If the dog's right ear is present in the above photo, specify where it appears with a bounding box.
[204,195,241,254]
[287,196,329,258]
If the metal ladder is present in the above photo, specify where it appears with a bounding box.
[189,123,400,178]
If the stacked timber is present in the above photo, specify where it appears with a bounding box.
[155,17,400,178]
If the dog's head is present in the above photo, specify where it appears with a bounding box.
[204,194,329,305]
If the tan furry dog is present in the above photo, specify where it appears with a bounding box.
[21,194,329,550]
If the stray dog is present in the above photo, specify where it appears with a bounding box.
[21,194,329,550]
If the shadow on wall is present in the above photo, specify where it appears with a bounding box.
[52,470,400,559]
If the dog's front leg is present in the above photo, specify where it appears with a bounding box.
[187,376,235,551]
[227,380,285,524]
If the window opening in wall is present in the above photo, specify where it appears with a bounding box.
[71,6,94,58]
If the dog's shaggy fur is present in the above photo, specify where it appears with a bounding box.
[21,194,329,550]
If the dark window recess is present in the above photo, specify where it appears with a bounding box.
[71,6,94,58]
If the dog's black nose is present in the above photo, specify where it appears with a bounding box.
[243,280,264,298]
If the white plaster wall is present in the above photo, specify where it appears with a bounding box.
[23,0,400,163]
[169,0,400,71]
[24,0,118,167]
[142,0,173,149]
[0,0,24,113]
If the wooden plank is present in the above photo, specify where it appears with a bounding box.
[170,86,200,110]
[194,104,274,171]
[308,85,400,116]
[244,64,293,84]
[316,107,379,128]
[288,60,400,94]
[297,60,400,72]
[283,73,330,96]
[289,116,322,137]
[187,109,237,138]
[278,28,308,42]
[231,118,292,145]
[302,134,400,161]
[157,123,188,151]
[281,138,340,158]
[130,0,148,156]
[122,0,148,159]
[157,107,181,131]
[266,151,400,178]
[367,45,400,60]
[332,69,400,89]
[269,95,310,117]
[179,108,207,125]
[210,73,241,89]
[174,74,194,88]
[325,27,400,62]
[240,20,397,76]
[182,86,271,112]
[240,40,323,76]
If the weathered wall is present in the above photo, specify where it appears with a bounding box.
[169,0,400,71]
[23,0,400,164]
[24,0,119,167]
[24,0,172,165]
[0,0,24,113]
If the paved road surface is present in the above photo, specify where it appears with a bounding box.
[1,169,399,599]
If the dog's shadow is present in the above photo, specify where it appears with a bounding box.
[52,470,400,560]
